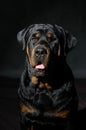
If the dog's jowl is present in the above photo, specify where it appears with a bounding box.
[17,24,78,130]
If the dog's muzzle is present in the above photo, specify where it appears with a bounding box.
[35,47,47,58]
[28,44,50,77]
[34,46,48,63]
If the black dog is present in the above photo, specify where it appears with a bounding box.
[17,24,78,130]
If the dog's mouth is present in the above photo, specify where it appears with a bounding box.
[34,63,46,77]
[35,64,45,69]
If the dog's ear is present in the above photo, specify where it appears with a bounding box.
[54,24,77,55]
[17,28,27,50]
[65,30,77,55]
[17,24,35,50]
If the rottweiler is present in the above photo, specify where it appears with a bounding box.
[17,24,78,130]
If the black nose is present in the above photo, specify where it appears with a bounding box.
[35,48,47,57]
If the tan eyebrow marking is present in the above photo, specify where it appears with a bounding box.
[47,33,53,38]
[35,33,40,38]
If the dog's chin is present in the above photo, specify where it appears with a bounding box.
[35,69,46,77]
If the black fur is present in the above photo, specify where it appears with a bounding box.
[17,24,78,130]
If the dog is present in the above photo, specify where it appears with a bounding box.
[17,24,78,130]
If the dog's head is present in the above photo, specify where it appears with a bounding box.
[17,24,77,77]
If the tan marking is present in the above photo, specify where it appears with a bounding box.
[45,83,52,90]
[39,82,45,88]
[20,102,37,113]
[28,47,37,68]
[47,33,53,38]
[58,44,60,56]
[26,46,30,56]
[46,110,70,118]
[35,33,40,38]
[26,46,36,68]
[31,76,38,85]
[53,110,69,118]
[39,82,52,90]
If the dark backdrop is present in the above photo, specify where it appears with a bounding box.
[0,1,86,130]
[0,0,86,78]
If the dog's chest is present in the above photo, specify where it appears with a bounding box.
[19,82,73,113]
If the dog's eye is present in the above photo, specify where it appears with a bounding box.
[34,33,41,39]
[32,33,41,43]
[47,33,53,39]
[46,33,55,42]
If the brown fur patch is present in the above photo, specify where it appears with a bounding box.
[46,110,70,118]
[39,82,45,88]
[47,33,53,38]
[39,82,52,90]
[53,110,69,118]
[29,48,36,67]
[58,44,60,56]
[45,82,52,90]
[26,46,38,68]
[20,102,37,113]
[31,76,38,85]
[26,46,30,56]
[31,76,52,90]
[26,46,36,68]
[35,33,40,38]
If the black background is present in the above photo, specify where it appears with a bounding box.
[0,0,86,130]
[0,0,86,78]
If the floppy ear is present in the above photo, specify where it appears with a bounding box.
[65,30,77,54]
[17,28,26,50]
[54,24,77,55]
[17,24,35,50]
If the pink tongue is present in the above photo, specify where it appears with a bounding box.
[35,64,45,69]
